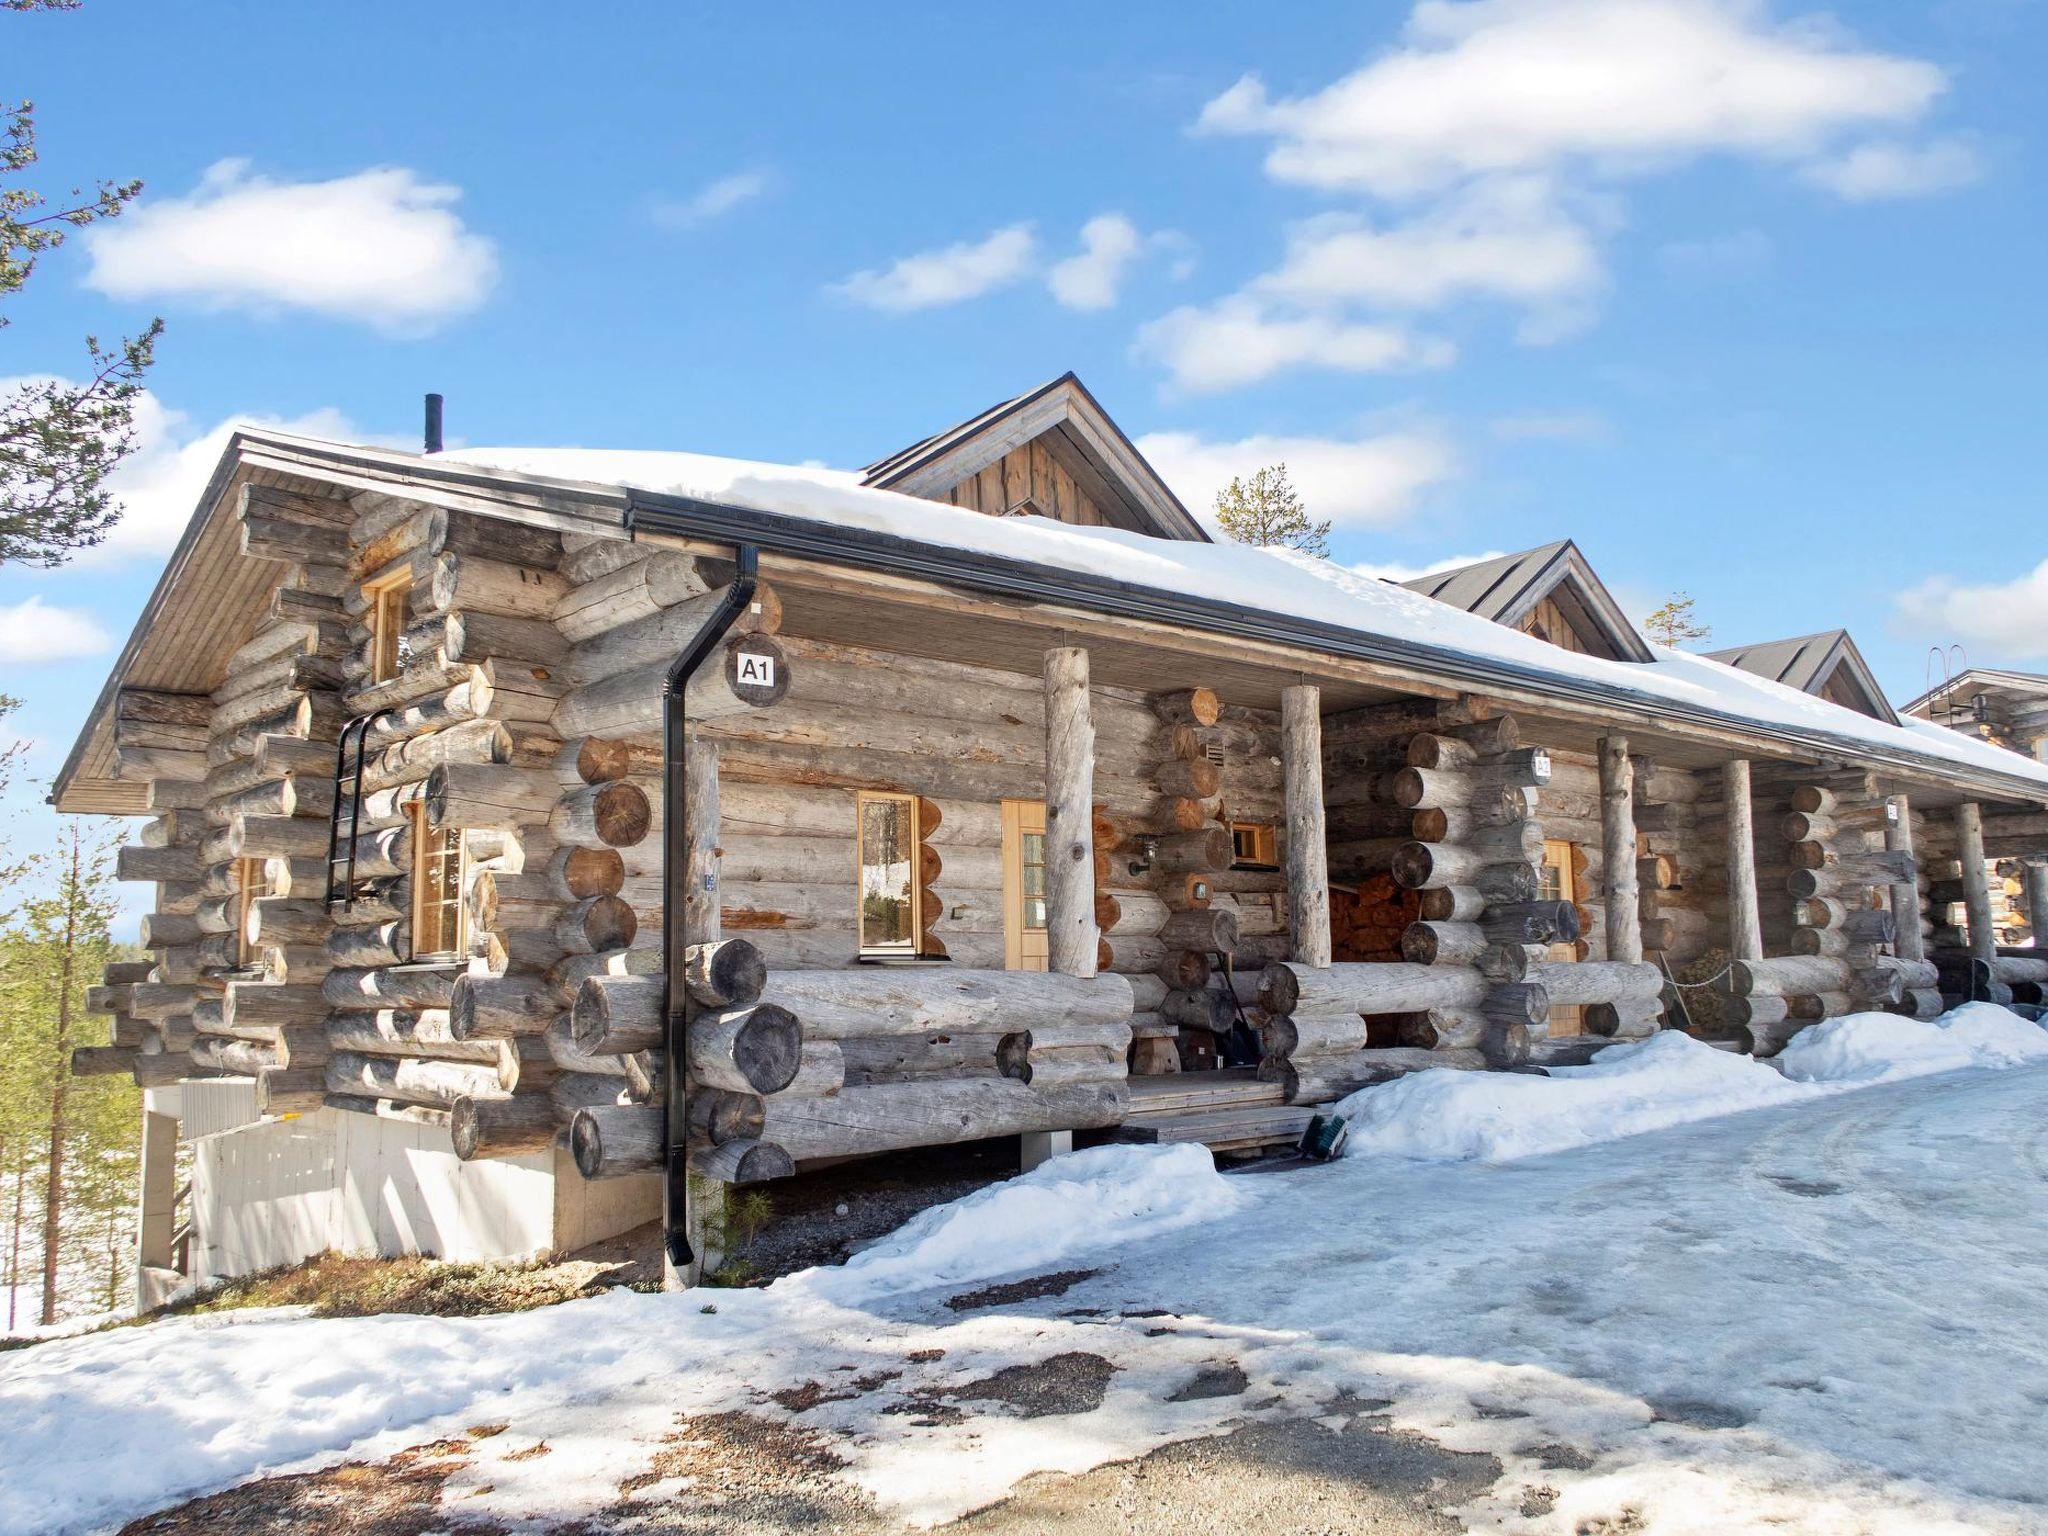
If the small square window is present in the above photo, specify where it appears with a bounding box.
[1230,823,1277,870]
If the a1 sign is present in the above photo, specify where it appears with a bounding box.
[733,649,777,689]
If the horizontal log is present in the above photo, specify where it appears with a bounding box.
[1732,955,1852,998]
[759,1079,1126,1161]
[688,1003,801,1095]
[693,1137,796,1184]
[450,1093,557,1159]
[326,1052,504,1110]
[756,968,1133,1041]
[1258,961,1487,1017]
[1532,960,1663,1006]
[450,973,557,1040]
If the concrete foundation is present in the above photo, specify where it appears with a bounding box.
[190,1106,657,1284]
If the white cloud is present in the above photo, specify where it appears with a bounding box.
[85,159,496,333]
[1256,176,1605,341]
[1136,427,1456,527]
[1135,297,1453,392]
[1155,1,1966,383]
[1261,179,1601,311]
[830,224,1038,312]
[1896,560,2048,660]
[651,169,773,227]
[1047,214,1190,310]
[1802,137,1982,200]
[1195,0,1948,195]
[1348,550,1507,582]
[0,596,114,664]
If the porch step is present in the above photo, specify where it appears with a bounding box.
[1124,1066,1284,1117]
[1115,1103,1317,1154]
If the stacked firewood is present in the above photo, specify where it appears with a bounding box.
[1329,875,1418,962]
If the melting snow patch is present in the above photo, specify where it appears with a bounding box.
[781,1142,1243,1304]
[1775,1001,2048,1084]
[1331,1031,1812,1163]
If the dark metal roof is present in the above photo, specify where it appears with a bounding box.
[1401,539,1656,664]
[1707,630,1900,726]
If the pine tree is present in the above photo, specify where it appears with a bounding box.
[0,822,122,1324]
[1213,464,1331,558]
[2,2,162,567]
[1643,592,1711,648]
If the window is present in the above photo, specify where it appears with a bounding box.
[234,856,270,967]
[857,792,923,955]
[1230,823,1278,870]
[364,570,412,685]
[1002,800,1049,971]
[409,802,465,960]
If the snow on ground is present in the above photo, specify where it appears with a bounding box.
[1332,1008,2048,1163]
[784,1141,1243,1304]
[4,1010,2047,1535]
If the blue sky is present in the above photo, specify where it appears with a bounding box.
[6,0,2047,909]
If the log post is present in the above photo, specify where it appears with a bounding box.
[1599,736,1642,965]
[1954,801,1997,963]
[1031,645,1096,1167]
[1281,684,1331,968]
[1887,793,1926,964]
[1722,759,1764,963]
[1042,647,1097,980]
[2025,860,2048,952]
[676,728,722,1288]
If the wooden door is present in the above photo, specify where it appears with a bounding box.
[1002,799,1049,971]
[1540,838,1585,1036]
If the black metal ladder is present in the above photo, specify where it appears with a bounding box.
[326,710,393,912]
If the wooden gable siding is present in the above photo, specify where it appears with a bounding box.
[1520,595,1590,655]
[943,439,1108,527]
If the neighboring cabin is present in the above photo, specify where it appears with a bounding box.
[51,373,2048,1301]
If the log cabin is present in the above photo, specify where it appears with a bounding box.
[51,372,2048,1301]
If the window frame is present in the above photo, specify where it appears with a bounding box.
[855,790,925,957]
[364,568,413,685]
[234,856,269,968]
[1229,822,1278,871]
[408,801,466,962]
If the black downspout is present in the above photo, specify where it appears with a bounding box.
[657,535,759,1273]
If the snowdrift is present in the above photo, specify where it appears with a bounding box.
[780,1142,1242,1304]
[1334,1003,2048,1164]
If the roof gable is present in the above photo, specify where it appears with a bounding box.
[1706,630,1900,725]
[1901,666,2048,720]
[862,373,1208,542]
[1401,540,1656,664]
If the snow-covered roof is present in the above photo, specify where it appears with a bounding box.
[1707,629,1900,726]
[1400,539,1656,664]
[429,441,2048,796]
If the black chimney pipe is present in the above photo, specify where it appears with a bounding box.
[423,393,444,454]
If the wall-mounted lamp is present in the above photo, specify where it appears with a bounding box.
[1127,833,1160,877]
